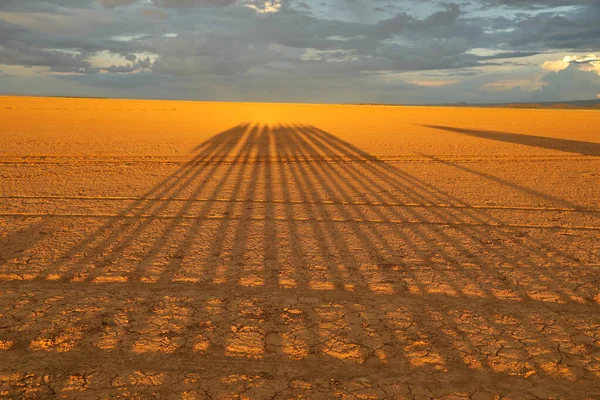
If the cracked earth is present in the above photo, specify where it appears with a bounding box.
[0,97,599,399]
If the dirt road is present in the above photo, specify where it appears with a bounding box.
[1,97,599,399]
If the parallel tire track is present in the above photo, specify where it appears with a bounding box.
[0,154,597,165]
[0,212,598,231]
[2,195,599,213]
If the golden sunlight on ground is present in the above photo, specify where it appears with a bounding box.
[0,96,599,398]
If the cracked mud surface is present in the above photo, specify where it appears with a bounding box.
[1,97,600,399]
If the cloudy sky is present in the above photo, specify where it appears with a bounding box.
[1,0,599,104]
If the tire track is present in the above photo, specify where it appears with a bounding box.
[0,154,597,165]
[0,212,598,231]
[1,195,598,213]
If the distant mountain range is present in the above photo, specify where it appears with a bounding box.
[452,99,600,109]
[357,99,600,109]
[2,93,600,108]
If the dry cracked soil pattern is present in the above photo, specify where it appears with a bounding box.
[0,97,600,399]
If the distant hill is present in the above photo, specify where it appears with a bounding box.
[357,99,600,109]
[448,99,600,110]
[0,93,109,100]
[2,93,599,108]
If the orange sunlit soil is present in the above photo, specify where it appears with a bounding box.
[1,96,599,398]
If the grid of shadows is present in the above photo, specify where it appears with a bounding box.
[0,123,599,398]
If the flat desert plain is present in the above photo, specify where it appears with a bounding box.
[1,95,600,399]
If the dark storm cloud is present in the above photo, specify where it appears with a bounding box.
[377,3,462,35]
[494,4,600,50]
[97,0,136,8]
[0,19,92,71]
[0,45,95,73]
[477,0,599,9]
[98,0,239,7]
[0,17,150,70]
[0,0,95,13]
[0,0,599,102]
[0,13,159,76]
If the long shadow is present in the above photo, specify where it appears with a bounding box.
[281,125,593,376]
[200,126,262,286]
[303,125,593,304]
[307,124,594,214]
[0,220,50,271]
[293,125,599,375]
[305,127,502,304]
[424,124,600,156]
[1,123,599,398]
[278,125,349,291]
[38,124,250,281]
[282,126,462,366]
[3,123,594,304]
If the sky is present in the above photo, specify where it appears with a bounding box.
[0,0,599,104]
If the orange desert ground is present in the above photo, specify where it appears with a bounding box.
[0,96,599,399]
